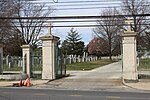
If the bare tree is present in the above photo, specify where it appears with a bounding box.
[0,0,23,55]
[142,31,150,50]
[122,0,150,34]
[0,0,18,44]
[122,0,150,49]
[93,8,123,60]
[13,0,54,46]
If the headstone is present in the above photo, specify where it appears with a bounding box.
[69,55,72,64]
[73,55,77,63]
[18,57,22,67]
[85,53,88,62]
[77,55,81,62]
[96,56,98,60]
[82,52,86,62]
[6,55,11,65]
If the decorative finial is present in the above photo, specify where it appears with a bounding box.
[48,23,52,36]
[125,18,133,32]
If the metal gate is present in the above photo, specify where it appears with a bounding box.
[31,48,42,79]
[56,48,66,78]
[137,46,150,79]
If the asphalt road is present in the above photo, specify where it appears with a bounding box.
[0,88,150,100]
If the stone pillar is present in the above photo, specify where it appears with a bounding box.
[0,46,3,73]
[21,45,32,77]
[40,24,60,80]
[122,19,138,81]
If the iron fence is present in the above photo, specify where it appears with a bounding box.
[137,49,150,79]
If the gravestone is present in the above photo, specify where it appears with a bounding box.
[6,55,11,66]
[69,55,72,64]
[77,55,81,62]
[82,52,86,62]
[73,55,77,63]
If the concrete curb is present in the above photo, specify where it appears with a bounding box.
[122,79,150,91]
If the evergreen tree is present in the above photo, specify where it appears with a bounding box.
[61,28,84,56]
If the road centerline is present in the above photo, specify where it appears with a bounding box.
[106,96,121,99]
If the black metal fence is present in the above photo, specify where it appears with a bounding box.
[56,48,66,78]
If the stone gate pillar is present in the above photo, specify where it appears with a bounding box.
[40,24,60,80]
[122,19,138,82]
[21,45,32,77]
[0,46,3,73]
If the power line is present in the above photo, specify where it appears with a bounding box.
[12,20,120,23]
[54,6,121,10]
[19,6,120,11]
[44,2,121,7]
[1,14,150,20]
[1,24,149,28]
[30,0,121,4]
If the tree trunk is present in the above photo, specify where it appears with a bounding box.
[109,40,112,60]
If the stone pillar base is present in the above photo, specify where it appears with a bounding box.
[42,73,53,80]
[123,72,138,82]
[122,31,138,82]
[40,35,59,80]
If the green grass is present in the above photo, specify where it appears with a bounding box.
[139,58,150,70]
[3,60,116,71]
[66,60,116,71]
[3,64,22,71]
[3,64,42,71]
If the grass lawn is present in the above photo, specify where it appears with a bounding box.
[3,60,116,71]
[66,60,116,71]
[3,64,22,71]
[3,64,42,71]
[139,58,150,70]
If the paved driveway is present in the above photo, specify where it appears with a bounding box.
[66,61,122,80]
[37,61,129,91]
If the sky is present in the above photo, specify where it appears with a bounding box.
[33,0,121,45]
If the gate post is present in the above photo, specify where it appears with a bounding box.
[0,45,3,73]
[40,24,60,80]
[121,19,138,82]
[21,45,32,77]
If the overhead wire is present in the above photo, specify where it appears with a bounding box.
[46,2,121,7]
[0,24,149,28]
[1,0,150,28]
[1,14,150,19]
[30,0,122,4]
